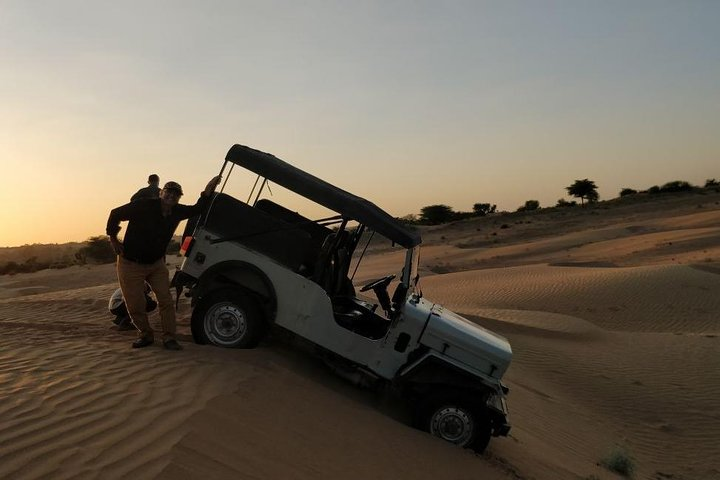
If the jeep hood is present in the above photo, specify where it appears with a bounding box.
[420,304,512,379]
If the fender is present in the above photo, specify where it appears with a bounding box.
[397,351,503,394]
[398,351,511,437]
[195,260,277,320]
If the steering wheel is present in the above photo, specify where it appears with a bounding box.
[360,274,396,292]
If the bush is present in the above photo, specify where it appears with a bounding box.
[419,205,455,225]
[660,180,694,193]
[0,257,53,275]
[556,198,577,208]
[472,203,497,216]
[516,200,540,212]
[601,446,636,477]
[77,236,116,264]
[399,214,418,225]
[451,211,474,221]
[0,261,19,275]
[619,188,637,197]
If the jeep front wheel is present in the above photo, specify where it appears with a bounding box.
[420,396,492,453]
[191,289,265,348]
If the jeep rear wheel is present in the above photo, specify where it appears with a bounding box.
[191,289,265,348]
[420,396,492,453]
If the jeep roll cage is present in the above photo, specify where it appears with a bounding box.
[218,144,421,249]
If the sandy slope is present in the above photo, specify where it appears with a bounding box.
[0,286,506,480]
[1,197,720,480]
[421,265,720,479]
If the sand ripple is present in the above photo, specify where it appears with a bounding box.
[0,290,261,480]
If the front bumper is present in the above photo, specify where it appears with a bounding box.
[487,390,511,437]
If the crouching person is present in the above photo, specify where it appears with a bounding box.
[109,285,157,331]
[106,175,221,350]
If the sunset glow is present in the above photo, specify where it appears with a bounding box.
[1,1,718,247]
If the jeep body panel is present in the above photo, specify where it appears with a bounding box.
[398,351,504,392]
[185,232,413,375]
[420,304,512,379]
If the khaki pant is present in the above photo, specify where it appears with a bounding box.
[116,257,176,341]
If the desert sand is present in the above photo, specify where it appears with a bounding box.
[1,192,719,480]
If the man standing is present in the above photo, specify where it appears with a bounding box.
[107,175,221,350]
[130,174,161,202]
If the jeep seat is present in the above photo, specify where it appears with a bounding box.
[204,193,313,272]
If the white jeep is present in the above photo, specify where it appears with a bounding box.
[172,144,512,452]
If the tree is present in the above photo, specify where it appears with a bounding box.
[516,200,540,212]
[472,203,497,216]
[619,188,637,197]
[566,179,599,205]
[419,205,454,225]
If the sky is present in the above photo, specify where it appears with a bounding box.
[0,1,718,247]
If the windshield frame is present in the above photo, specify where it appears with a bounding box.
[402,246,421,296]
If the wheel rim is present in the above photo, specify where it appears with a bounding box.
[430,406,474,446]
[204,301,247,346]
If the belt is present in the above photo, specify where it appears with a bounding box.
[122,254,158,265]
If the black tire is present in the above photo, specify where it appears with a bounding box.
[417,394,492,453]
[191,288,265,348]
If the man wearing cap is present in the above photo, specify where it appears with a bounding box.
[106,175,221,350]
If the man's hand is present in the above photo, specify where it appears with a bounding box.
[203,175,222,196]
[109,236,123,256]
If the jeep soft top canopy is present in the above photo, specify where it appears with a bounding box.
[224,144,421,248]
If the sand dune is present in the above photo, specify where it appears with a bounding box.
[421,223,720,273]
[0,289,254,479]
[418,262,720,479]
[158,348,506,480]
[422,263,720,333]
[1,196,719,480]
[0,286,506,480]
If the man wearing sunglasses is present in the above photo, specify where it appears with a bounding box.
[106,175,221,350]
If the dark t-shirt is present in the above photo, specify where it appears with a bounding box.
[106,196,209,264]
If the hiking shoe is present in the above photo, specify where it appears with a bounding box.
[132,337,154,348]
[163,339,183,351]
